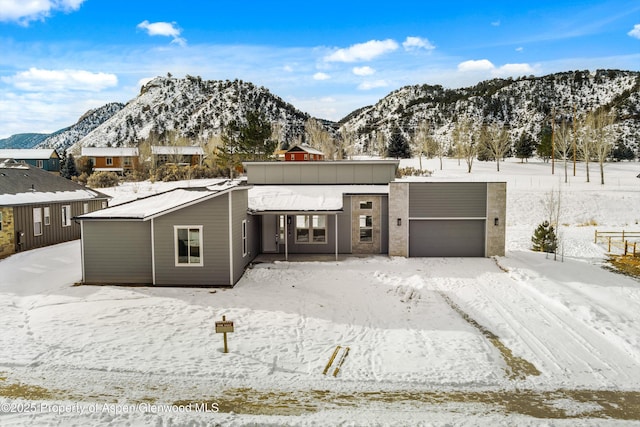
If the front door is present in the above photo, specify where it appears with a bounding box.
[351,197,381,254]
[262,214,278,252]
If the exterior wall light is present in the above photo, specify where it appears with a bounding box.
[397,218,402,226]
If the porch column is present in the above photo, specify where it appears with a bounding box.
[335,213,338,261]
[285,215,288,261]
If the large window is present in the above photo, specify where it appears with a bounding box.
[242,220,248,257]
[61,205,71,227]
[359,215,373,242]
[295,215,326,243]
[175,226,203,266]
[33,208,42,236]
[36,160,44,168]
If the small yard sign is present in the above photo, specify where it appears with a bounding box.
[215,315,234,353]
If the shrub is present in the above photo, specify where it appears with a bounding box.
[87,171,120,188]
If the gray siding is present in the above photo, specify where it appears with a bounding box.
[337,196,352,253]
[153,194,230,286]
[245,162,398,185]
[231,188,256,284]
[409,183,487,218]
[409,219,486,257]
[14,199,105,253]
[380,196,389,253]
[83,221,152,284]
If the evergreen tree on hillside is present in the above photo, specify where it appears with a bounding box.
[386,127,411,159]
[515,133,537,163]
[537,125,553,162]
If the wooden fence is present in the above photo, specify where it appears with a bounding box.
[594,230,640,255]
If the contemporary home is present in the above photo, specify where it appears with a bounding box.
[151,146,205,167]
[0,149,60,173]
[0,159,110,258]
[77,160,506,286]
[81,147,140,173]
[284,145,325,161]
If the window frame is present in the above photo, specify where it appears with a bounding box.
[33,207,43,236]
[359,214,373,243]
[105,157,113,166]
[36,160,44,168]
[295,214,327,244]
[44,206,50,226]
[61,205,72,227]
[174,225,204,267]
[242,219,248,257]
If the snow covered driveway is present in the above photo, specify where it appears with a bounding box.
[1,241,640,425]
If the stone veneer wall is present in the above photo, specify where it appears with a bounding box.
[486,182,507,257]
[388,182,409,257]
[0,207,15,258]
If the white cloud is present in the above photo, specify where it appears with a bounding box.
[457,59,495,72]
[491,20,501,27]
[495,63,535,76]
[0,0,85,24]
[283,65,294,72]
[358,80,389,90]
[628,24,640,39]
[402,36,435,51]
[313,72,331,80]
[352,66,375,76]
[2,68,118,91]
[324,39,398,62]
[516,47,524,52]
[137,20,186,46]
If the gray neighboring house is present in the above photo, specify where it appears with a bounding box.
[0,159,109,258]
[76,182,256,286]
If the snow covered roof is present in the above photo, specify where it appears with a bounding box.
[0,149,58,160]
[286,145,325,155]
[77,181,241,220]
[248,185,389,213]
[81,147,139,157]
[0,161,109,205]
[151,146,204,155]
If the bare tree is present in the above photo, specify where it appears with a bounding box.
[480,123,510,172]
[576,115,595,183]
[588,110,616,185]
[452,116,477,173]
[413,121,439,172]
[554,121,572,183]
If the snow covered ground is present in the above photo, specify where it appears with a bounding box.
[1,158,640,426]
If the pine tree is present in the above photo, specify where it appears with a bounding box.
[531,221,558,253]
[386,127,411,159]
[60,153,78,179]
[514,133,536,163]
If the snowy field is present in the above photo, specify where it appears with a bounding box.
[1,158,640,426]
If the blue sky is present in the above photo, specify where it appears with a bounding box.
[1,0,639,138]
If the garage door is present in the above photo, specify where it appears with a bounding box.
[409,219,485,257]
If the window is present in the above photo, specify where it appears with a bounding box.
[44,207,50,226]
[62,205,71,227]
[101,201,107,209]
[0,211,3,231]
[359,201,373,209]
[289,154,295,160]
[242,220,248,257]
[304,154,308,160]
[33,208,42,236]
[175,226,203,266]
[310,154,315,160]
[123,157,131,166]
[83,203,89,214]
[295,215,326,243]
[89,157,96,166]
[279,215,286,242]
[359,215,373,242]
[36,160,44,168]
[106,157,113,166]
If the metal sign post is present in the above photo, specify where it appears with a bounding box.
[215,315,234,353]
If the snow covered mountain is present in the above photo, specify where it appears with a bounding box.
[73,75,311,150]
[35,102,125,153]
[339,69,640,155]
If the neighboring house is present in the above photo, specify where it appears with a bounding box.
[81,147,139,173]
[77,182,255,286]
[151,146,205,167]
[77,160,506,287]
[0,149,60,173]
[0,159,110,258]
[284,145,325,161]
